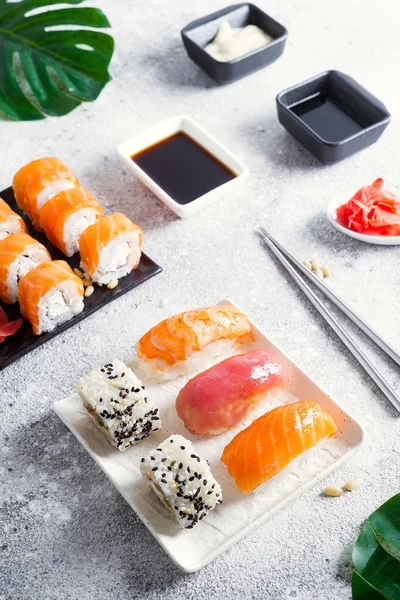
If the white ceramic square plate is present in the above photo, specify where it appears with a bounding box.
[53,299,364,572]
[117,115,249,218]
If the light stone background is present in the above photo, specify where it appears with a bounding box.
[1,1,400,598]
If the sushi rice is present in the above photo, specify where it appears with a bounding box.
[141,434,222,529]
[76,359,161,451]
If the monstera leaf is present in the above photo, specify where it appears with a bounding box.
[0,0,114,120]
[352,493,400,600]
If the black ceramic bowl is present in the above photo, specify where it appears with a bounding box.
[181,3,288,84]
[276,70,391,164]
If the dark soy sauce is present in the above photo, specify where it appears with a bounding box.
[131,132,236,205]
[290,93,364,142]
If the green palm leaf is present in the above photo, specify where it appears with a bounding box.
[0,0,114,120]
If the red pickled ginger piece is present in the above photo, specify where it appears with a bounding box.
[0,307,23,343]
[336,179,400,236]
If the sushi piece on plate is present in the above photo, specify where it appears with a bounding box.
[12,158,79,230]
[0,197,27,240]
[141,434,222,529]
[18,260,84,335]
[221,400,337,494]
[40,187,103,257]
[76,359,161,451]
[0,233,51,304]
[79,213,142,285]
[176,349,289,435]
[135,305,252,381]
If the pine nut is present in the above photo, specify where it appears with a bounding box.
[82,278,92,287]
[311,258,321,271]
[73,268,84,279]
[344,477,361,492]
[322,266,332,278]
[315,268,324,280]
[324,485,343,497]
[107,279,118,290]
[303,259,312,269]
[84,285,94,298]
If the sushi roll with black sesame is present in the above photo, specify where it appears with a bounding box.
[140,435,222,529]
[76,359,161,451]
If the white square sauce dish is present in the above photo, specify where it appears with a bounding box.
[117,114,249,218]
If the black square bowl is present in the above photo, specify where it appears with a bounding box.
[276,70,391,164]
[181,3,288,84]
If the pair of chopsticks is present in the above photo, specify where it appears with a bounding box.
[259,227,400,414]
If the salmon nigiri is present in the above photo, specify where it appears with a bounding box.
[79,213,142,285]
[0,233,50,304]
[40,186,103,257]
[19,260,84,335]
[136,306,253,380]
[222,400,337,494]
[176,350,289,435]
[0,197,27,240]
[13,158,79,230]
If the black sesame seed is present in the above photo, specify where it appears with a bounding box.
[141,458,145,463]
[176,493,182,498]
[189,476,195,482]
[211,484,215,489]
[141,385,145,389]
[187,467,190,473]
[178,462,183,469]
[101,368,105,372]
[203,480,207,486]
[167,466,172,471]
[156,448,162,452]
[161,458,167,462]
[152,467,158,472]
[196,457,201,462]
[180,446,185,450]
[170,439,174,443]
[150,456,155,461]
[190,454,196,459]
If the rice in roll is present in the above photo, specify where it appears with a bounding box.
[13,158,79,230]
[141,434,222,529]
[0,198,27,240]
[18,260,84,335]
[76,359,161,451]
[40,186,103,257]
[0,233,51,304]
[79,213,142,285]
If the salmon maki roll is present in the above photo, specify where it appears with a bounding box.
[79,213,142,285]
[19,260,84,335]
[0,233,51,304]
[221,400,337,494]
[0,198,27,240]
[40,187,103,257]
[13,158,79,230]
[176,349,289,435]
[135,305,253,381]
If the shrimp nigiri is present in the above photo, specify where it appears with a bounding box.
[135,305,252,380]
[0,197,27,240]
[13,158,79,230]
[221,400,337,494]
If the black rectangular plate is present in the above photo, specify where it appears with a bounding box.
[0,187,162,372]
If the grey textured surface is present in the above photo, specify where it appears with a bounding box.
[1,1,400,598]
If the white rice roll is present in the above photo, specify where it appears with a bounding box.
[0,197,27,240]
[18,260,84,335]
[141,434,222,529]
[76,359,161,450]
[79,213,142,285]
[39,186,103,257]
[0,233,50,304]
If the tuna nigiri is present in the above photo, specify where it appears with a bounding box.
[13,158,79,230]
[40,186,103,257]
[176,349,289,435]
[0,233,51,304]
[221,400,337,494]
[79,213,142,285]
[0,198,27,240]
[19,260,84,335]
[136,305,253,380]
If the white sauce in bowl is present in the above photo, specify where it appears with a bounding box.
[205,21,273,62]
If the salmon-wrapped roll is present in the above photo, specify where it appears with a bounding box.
[40,187,103,257]
[0,198,27,240]
[19,260,84,335]
[0,233,51,304]
[13,158,79,231]
[79,213,142,285]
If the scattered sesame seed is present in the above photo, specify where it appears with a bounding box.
[107,279,118,290]
[84,285,94,298]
